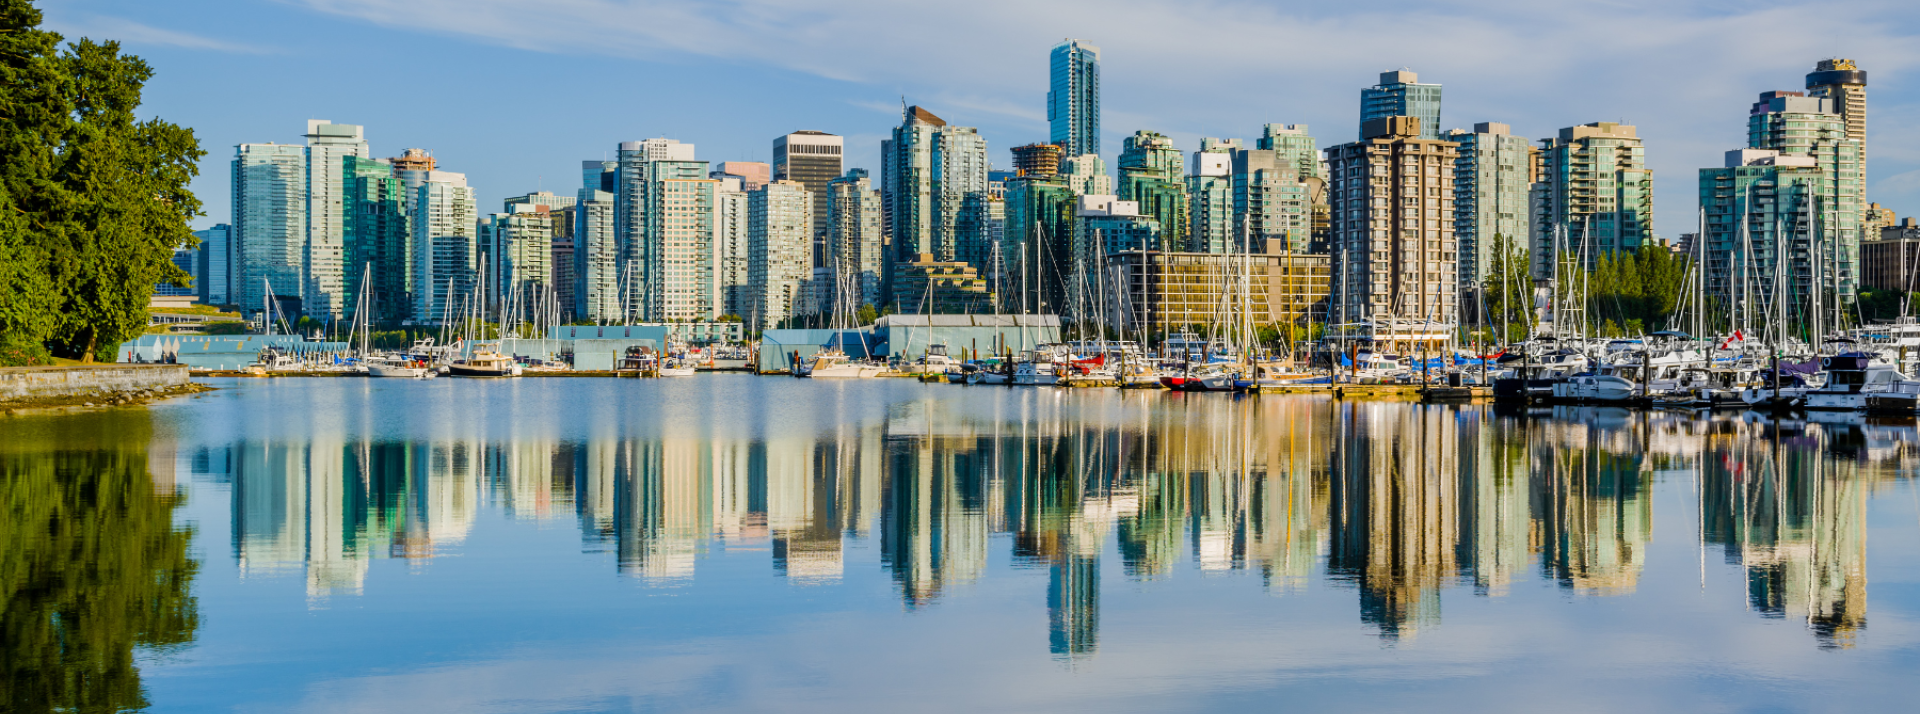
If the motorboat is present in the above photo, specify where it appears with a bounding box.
[367,356,433,379]
[1012,351,1061,386]
[804,350,885,378]
[1804,352,1908,411]
[448,351,521,377]
[659,358,697,377]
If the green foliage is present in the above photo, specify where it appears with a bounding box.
[1479,233,1533,343]
[1856,290,1918,323]
[856,303,878,326]
[0,1,203,362]
[0,411,199,712]
[1583,246,1689,335]
[0,334,53,366]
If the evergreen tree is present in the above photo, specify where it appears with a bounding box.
[0,0,202,362]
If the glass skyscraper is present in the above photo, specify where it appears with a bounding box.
[1361,70,1442,141]
[1048,39,1100,157]
[231,142,307,315]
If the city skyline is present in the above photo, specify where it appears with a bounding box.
[44,0,1919,239]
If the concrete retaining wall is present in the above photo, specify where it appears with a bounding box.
[0,364,190,401]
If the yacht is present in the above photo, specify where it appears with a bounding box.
[448,351,521,377]
[804,350,885,378]
[367,356,433,379]
[1803,353,1907,411]
[1012,350,1061,386]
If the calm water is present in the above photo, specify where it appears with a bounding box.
[5,376,1920,712]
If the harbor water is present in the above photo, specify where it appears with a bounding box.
[5,375,1919,712]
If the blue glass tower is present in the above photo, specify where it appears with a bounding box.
[1048,39,1100,157]
[1361,70,1442,140]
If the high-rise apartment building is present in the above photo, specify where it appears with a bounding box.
[1327,116,1459,324]
[1002,175,1077,314]
[1011,143,1064,177]
[881,106,991,296]
[827,169,885,311]
[1361,71,1442,141]
[1699,91,1862,324]
[303,120,369,319]
[343,156,411,324]
[1530,122,1652,278]
[481,206,555,315]
[774,131,843,244]
[231,142,307,315]
[1048,39,1101,157]
[1187,147,1234,254]
[1258,124,1324,181]
[1443,122,1532,294]
[192,224,232,305]
[1806,59,1866,168]
[710,161,770,191]
[1232,146,1315,254]
[1118,131,1187,251]
[616,138,696,318]
[410,171,476,323]
[714,177,752,319]
[1059,154,1112,197]
[748,180,814,330]
[644,157,721,321]
[575,160,620,323]
[504,191,576,211]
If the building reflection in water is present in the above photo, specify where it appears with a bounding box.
[205,397,1909,654]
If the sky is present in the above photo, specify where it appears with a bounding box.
[36,0,1920,236]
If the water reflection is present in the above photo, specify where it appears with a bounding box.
[184,393,1919,663]
[0,411,198,713]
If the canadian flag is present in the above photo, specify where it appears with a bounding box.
[1719,330,1745,350]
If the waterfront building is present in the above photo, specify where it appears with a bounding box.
[710,161,770,191]
[882,107,991,294]
[748,180,814,330]
[1074,195,1159,323]
[1258,124,1324,181]
[155,243,197,298]
[715,178,752,319]
[482,205,555,316]
[1806,59,1867,178]
[889,254,996,315]
[303,121,369,320]
[1442,122,1532,302]
[1361,70,1442,141]
[1862,218,1920,293]
[1530,122,1653,278]
[1865,203,1896,234]
[193,224,232,305]
[232,142,307,316]
[1187,147,1234,254]
[1118,131,1188,251]
[936,127,991,266]
[1011,143,1063,177]
[827,169,885,311]
[1105,243,1330,333]
[616,138,696,319]
[574,189,621,323]
[342,156,411,324]
[643,156,721,321]
[1232,146,1316,254]
[1327,116,1460,326]
[1048,39,1101,157]
[551,235,574,321]
[1700,92,1862,326]
[409,171,477,324]
[774,131,843,245]
[1002,175,1077,315]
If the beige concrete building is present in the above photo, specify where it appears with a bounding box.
[1326,116,1460,326]
[1104,242,1329,332]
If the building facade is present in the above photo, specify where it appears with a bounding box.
[1048,39,1101,157]
[1118,131,1188,251]
[1530,122,1653,278]
[774,131,843,245]
[644,158,720,321]
[1361,71,1442,141]
[1443,122,1532,296]
[616,138,696,320]
[714,178,752,319]
[1327,116,1460,325]
[303,121,369,319]
[1106,247,1331,332]
[574,189,620,323]
[1187,148,1234,254]
[343,156,411,325]
[1863,219,1920,293]
[193,224,232,306]
[827,169,886,312]
[410,171,476,324]
[748,180,814,330]
[1011,143,1064,178]
[232,142,307,315]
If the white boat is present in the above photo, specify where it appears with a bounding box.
[659,359,697,377]
[1012,354,1060,386]
[367,357,433,379]
[1804,353,1907,411]
[805,350,885,378]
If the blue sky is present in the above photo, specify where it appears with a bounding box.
[39,0,1920,235]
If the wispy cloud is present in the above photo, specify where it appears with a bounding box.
[287,0,1920,222]
[41,13,272,54]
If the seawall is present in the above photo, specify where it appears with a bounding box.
[0,364,190,401]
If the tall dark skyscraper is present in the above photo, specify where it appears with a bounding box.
[773,131,843,244]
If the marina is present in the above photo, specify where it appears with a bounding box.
[9,376,1919,711]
